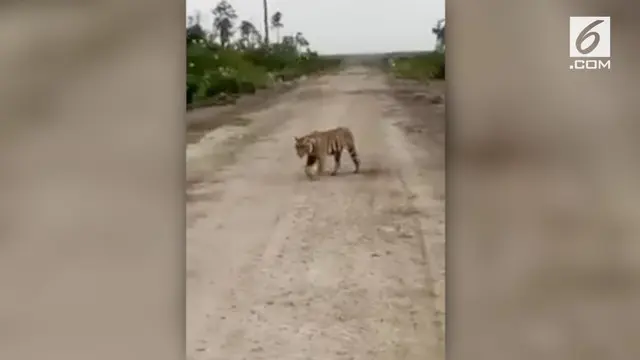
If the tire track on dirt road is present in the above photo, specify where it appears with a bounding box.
[187,66,445,360]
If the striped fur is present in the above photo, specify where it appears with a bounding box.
[294,127,360,179]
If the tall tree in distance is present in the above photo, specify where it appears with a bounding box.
[270,11,283,43]
[212,0,238,48]
[432,18,445,52]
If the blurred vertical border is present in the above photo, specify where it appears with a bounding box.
[0,1,185,360]
[448,0,640,359]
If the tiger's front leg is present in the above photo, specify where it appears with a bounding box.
[305,155,317,180]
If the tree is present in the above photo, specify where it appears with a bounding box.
[239,20,261,49]
[270,11,283,43]
[212,0,238,48]
[186,11,207,45]
[281,35,295,48]
[432,18,445,52]
[278,35,299,61]
[294,32,309,52]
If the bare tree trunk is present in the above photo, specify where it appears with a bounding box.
[262,0,269,45]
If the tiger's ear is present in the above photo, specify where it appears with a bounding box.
[294,136,299,141]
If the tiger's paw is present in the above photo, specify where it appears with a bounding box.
[304,168,316,180]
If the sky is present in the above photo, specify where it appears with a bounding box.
[185,0,445,55]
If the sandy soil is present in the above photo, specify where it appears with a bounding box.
[186,66,445,360]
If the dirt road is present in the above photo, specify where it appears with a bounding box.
[186,66,445,360]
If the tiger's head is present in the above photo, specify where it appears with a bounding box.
[294,136,314,158]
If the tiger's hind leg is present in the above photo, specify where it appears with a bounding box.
[317,155,327,176]
[331,151,342,176]
[347,145,360,173]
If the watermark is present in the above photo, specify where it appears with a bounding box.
[569,16,611,71]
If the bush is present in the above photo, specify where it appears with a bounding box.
[186,83,197,105]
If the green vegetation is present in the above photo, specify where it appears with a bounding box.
[388,51,444,81]
[186,0,341,109]
[385,18,445,83]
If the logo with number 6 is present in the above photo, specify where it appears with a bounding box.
[569,16,611,58]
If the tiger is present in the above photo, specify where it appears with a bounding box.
[294,126,360,179]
